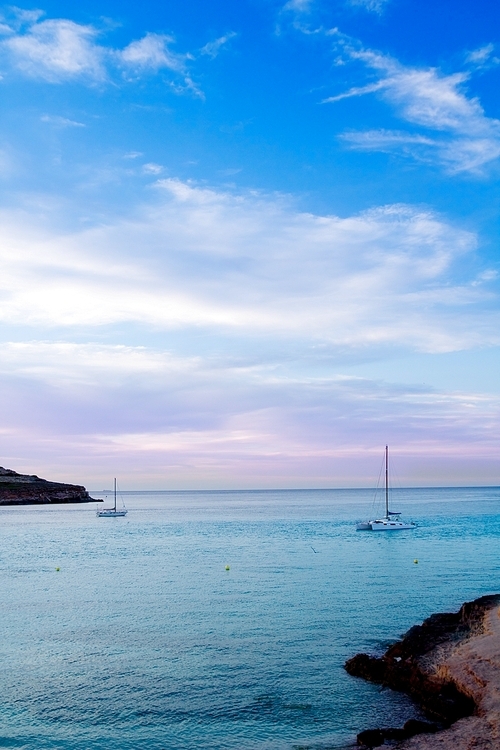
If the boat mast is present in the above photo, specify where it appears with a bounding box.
[114,477,117,512]
[385,445,389,519]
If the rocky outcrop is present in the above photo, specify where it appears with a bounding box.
[0,466,97,504]
[345,594,500,748]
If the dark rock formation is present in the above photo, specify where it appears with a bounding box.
[346,594,500,746]
[356,729,385,750]
[356,720,440,747]
[357,728,385,747]
[0,466,98,505]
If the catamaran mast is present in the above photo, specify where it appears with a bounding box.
[114,477,117,512]
[385,445,389,519]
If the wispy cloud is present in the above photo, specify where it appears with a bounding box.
[282,0,314,13]
[119,32,188,73]
[200,31,237,59]
[41,114,85,127]
[3,18,106,82]
[348,0,391,14]
[465,43,499,69]
[341,129,435,149]
[0,180,494,352]
[0,14,203,93]
[324,43,500,174]
[142,162,163,175]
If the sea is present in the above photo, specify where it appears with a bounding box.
[0,486,499,750]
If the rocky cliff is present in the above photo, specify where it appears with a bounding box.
[345,594,500,748]
[0,466,97,505]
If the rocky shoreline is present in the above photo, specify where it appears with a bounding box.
[345,594,500,748]
[0,466,98,505]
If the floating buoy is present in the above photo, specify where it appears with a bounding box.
[225,565,230,571]
[55,567,60,571]
[413,559,418,564]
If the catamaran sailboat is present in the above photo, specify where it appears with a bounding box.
[96,478,127,518]
[356,446,416,531]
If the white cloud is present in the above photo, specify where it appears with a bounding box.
[325,45,500,174]
[341,129,435,149]
[465,43,498,68]
[142,162,163,175]
[348,0,390,13]
[119,33,187,73]
[3,19,106,81]
[0,342,198,387]
[41,114,85,127]
[466,44,493,64]
[200,31,237,59]
[8,8,45,26]
[0,181,495,354]
[283,0,314,12]
[0,7,45,32]
[0,15,200,91]
[325,80,387,101]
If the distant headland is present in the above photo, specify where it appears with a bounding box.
[0,467,98,505]
[345,594,500,748]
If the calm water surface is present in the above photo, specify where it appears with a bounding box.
[0,487,499,749]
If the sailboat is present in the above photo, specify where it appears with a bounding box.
[356,446,416,531]
[96,478,128,518]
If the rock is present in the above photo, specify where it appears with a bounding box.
[356,720,441,746]
[344,596,500,723]
[0,466,97,505]
[357,728,385,747]
[402,718,439,736]
[381,726,408,740]
[345,653,387,683]
[345,595,500,749]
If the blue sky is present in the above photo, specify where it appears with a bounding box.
[0,0,499,488]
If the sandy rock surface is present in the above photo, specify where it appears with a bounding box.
[399,604,500,749]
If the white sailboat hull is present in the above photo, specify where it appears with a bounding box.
[369,519,416,530]
[356,521,373,531]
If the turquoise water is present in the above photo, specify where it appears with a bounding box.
[0,487,499,749]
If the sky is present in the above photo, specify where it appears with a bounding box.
[0,0,499,489]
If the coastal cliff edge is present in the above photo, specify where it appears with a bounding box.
[0,466,97,504]
[345,594,500,748]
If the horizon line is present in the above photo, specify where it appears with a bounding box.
[90,485,500,493]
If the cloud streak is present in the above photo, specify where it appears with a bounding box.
[325,43,500,173]
[0,181,495,353]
